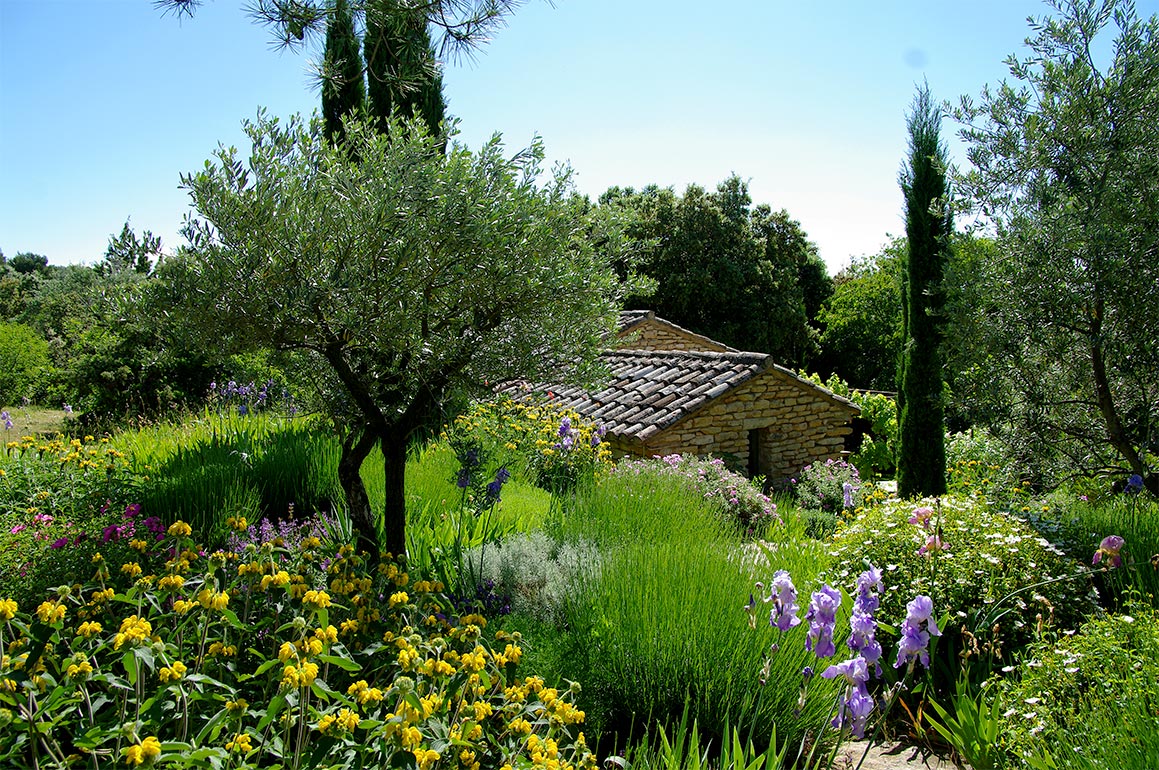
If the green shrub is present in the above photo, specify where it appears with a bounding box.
[797,372,897,479]
[0,517,597,770]
[794,457,864,514]
[945,430,1021,503]
[0,322,49,406]
[826,495,1097,677]
[995,603,1159,769]
[1027,489,1159,610]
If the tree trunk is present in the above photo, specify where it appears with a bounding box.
[380,428,408,558]
[339,427,379,554]
[1089,308,1146,478]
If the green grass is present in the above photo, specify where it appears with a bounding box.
[0,406,68,438]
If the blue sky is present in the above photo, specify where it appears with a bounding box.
[0,0,1115,274]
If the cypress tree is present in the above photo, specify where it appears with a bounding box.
[896,83,951,499]
[364,0,446,137]
[321,0,366,143]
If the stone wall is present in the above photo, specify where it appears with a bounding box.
[617,368,855,482]
[618,318,732,353]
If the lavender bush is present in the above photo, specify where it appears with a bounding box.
[611,454,782,537]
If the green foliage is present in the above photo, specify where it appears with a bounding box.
[602,178,829,366]
[897,83,950,499]
[173,111,627,553]
[924,674,1002,770]
[321,0,366,143]
[0,323,49,406]
[0,521,597,770]
[1028,488,1159,610]
[797,372,898,479]
[826,495,1096,680]
[99,220,161,276]
[952,0,1159,485]
[9,252,48,276]
[111,412,342,541]
[793,457,863,514]
[994,603,1159,768]
[607,454,782,538]
[816,242,903,392]
[365,0,445,136]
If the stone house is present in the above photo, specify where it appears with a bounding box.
[500,312,858,483]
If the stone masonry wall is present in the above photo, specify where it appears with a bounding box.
[632,369,854,482]
[618,319,732,353]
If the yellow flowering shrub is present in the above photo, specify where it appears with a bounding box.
[0,517,596,770]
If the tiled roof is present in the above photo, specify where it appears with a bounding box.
[498,348,853,443]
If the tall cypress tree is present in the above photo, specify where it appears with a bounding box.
[364,0,446,136]
[896,83,951,499]
[321,0,366,143]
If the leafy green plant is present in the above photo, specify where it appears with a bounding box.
[0,515,597,770]
[793,458,863,515]
[0,323,50,407]
[826,495,1096,682]
[924,674,1001,770]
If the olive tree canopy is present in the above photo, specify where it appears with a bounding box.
[953,0,1159,490]
[172,112,625,552]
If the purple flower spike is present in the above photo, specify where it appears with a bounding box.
[805,584,842,659]
[894,595,941,671]
[1093,535,1125,568]
[767,570,802,632]
[822,657,874,738]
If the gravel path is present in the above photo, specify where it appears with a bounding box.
[830,740,961,770]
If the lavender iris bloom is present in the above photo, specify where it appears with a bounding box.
[822,656,875,738]
[894,594,941,670]
[767,570,802,632]
[805,584,842,659]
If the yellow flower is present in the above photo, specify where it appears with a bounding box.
[167,521,193,538]
[121,562,143,579]
[159,660,187,683]
[401,726,423,750]
[36,601,66,625]
[122,736,162,765]
[414,749,440,770]
[226,697,248,715]
[315,625,338,643]
[299,661,319,685]
[158,574,185,591]
[302,590,331,609]
[172,600,195,615]
[66,659,93,680]
[114,615,153,649]
[77,620,103,638]
[0,598,17,621]
[389,591,409,607]
[226,732,253,753]
[197,589,230,611]
[129,539,149,552]
[91,587,115,603]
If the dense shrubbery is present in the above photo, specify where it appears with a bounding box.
[0,323,50,406]
[0,516,596,770]
[825,495,1096,674]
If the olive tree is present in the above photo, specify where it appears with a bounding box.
[953,0,1159,489]
[173,112,624,553]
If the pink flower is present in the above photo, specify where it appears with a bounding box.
[10,524,25,534]
[1093,535,1124,568]
[908,507,934,529]
[51,537,68,549]
[917,534,949,557]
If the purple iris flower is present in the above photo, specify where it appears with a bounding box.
[842,481,855,508]
[822,656,875,738]
[894,595,940,671]
[1126,474,1144,493]
[1093,534,1125,568]
[558,417,572,437]
[767,570,802,632]
[805,584,842,659]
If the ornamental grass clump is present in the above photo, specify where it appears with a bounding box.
[0,516,596,770]
[826,495,1096,678]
